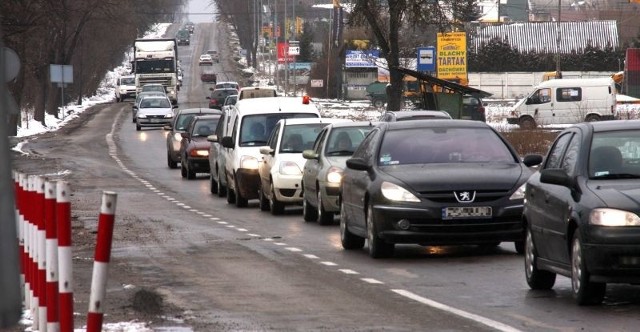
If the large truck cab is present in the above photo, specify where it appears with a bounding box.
[133,38,179,105]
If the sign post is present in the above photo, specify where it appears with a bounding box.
[289,41,299,95]
[49,65,73,120]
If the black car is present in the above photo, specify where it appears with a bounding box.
[461,95,486,122]
[523,120,640,305]
[165,108,222,169]
[180,115,221,179]
[339,119,542,258]
[208,88,237,109]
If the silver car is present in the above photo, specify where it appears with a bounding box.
[135,96,176,131]
[301,121,377,224]
[132,91,167,122]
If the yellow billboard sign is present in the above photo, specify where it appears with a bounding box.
[436,32,468,83]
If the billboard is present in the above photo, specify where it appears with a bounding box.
[436,32,467,83]
[277,42,295,63]
[345,50,379,68]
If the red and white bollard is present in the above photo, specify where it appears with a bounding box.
[56,180,74,332]
[86,191,118,332]
[16,172,27,306]
[35,176,48,332]
[27,175,39,329]
[45,179,60,332]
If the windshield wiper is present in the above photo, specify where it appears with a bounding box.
[326,150,353,156]
[593,173,640,179]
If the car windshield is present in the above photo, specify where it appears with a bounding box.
[175,114,195,131]
[239,113,319,147]
[193,119,219,137]
[325,126,373,156]
[140,98,171,108]
[280,124,326,153]
[240,89,276,99]
[120,77,134,85]
[377,127,516,165]
[589,130,640,179]
[143,85,164,92]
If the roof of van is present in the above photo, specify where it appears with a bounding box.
[233,97,321,116]
[280,118,352,126]
[537,77,615,88]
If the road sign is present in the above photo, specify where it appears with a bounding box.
[417,47,435,72]
[288,46,300,55]
[2,47,20,82]
[311,79,323,87]
[50,64,73,84]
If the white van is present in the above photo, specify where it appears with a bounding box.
[219,96,321,207]
[507,78,616,129]
[115,75,136,102]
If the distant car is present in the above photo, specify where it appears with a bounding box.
[180,115,222,179]
[302,121,376,224]
[199,54,213,66]
[200,68,217,83]
[184,21,195,33]
[207,88,237,110]
[135,96,176,131]
[206,50,220,63]
[165,108,222,169]
[379,110,452,122]
[215,81,240,91]
[237,86,277,100]
[140,83,167,94]
[462,95,486,122]
[132,91,167,122]
[115,75,136,102]
[339,119,542,258]
[258,118,349,214]
[523,120,640,305]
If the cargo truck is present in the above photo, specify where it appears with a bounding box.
[133,38,179,104]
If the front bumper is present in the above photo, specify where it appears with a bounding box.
[235,168,260,200]
[186,157,210,173]
[370,202,525,245]
[272,173,303,203]
[319,182,341,212]
[137,118,172,127]
[582,227,640,283]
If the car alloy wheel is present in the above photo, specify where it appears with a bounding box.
[340,200,364,250]
[234,176,248,208]
[317,188,334,225]
[571,232,606,305]
[180,159,187,178]
[366,204,394,258]
[209,174,218,194]
[167,152,178,169]
[302,190,317,222]
[216,169,226,197]
[524,228,556,290]
[186,161,196,180]
[269,182,284,215]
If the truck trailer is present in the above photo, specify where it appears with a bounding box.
[133,38,179,104]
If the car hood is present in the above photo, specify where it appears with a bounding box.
[190,137,210,149]
[380,163,527,192]
[586,179,640,209]
[138,107,173,115]
[325,156,350,169]
[276,152,307,169]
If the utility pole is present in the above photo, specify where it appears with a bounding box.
[556,0,561,73]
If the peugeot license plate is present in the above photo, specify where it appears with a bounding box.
[442,206,492,219]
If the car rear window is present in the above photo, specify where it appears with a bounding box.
[239,89,277,100]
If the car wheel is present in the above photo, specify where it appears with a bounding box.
[524,228,556,290]
[269,182,285,215]
[366,204,394,258]
[167,152,178,169]
[136,124,141,131]
[585,114,601,122]
[186,161,196,180]
[340,200,364,250]
[302,193,318,222]
[234,177,248,208]
[571,232,606,305]
[317,188,334,225]
[226,175,236,204]
[180,160,187,178]
[209,174,218,194]
[519,117,536,130]
[514,240,525,254]
[258,183,270,211]
[373,99,384,108]
[216,169,227,197]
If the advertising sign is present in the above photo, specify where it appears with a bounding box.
[416,47,435,72]
[436,32,467,82]
[345,50,379,68]
[311,79,323,87]
[277,42,295,63]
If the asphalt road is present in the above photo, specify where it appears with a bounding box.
[10,21,640,332]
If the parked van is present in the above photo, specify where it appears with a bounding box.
[218,96,321,207]
[507,78,616,129]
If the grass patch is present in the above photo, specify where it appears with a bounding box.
[497,127,560,156]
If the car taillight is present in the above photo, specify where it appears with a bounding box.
[477,105,485,114]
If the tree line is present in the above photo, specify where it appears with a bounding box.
[1,0,185,134]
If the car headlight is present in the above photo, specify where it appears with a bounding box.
[380,181,420,202]
[190,149,209,157]
[240,155,259,169]
[138,114,147,118]
[173,133,182,141]
[509,183,526,200]
[326,166,343,184]
[164,113,173,118]
[279,161,302,175]
[590,208,640,226]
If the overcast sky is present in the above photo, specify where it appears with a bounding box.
[186,0,217,23]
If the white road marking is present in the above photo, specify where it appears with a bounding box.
[236,228,248,232]
[303,254,319,259]
[217,221,227,224]
[320,261,337,266]
[248,234,260,237]
[361,278,383,284]
[338,269,359,275]
[285,247,302,252]
[274,242,287,246]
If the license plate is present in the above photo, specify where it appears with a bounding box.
[442,206,492,219]
[151,118,162,123]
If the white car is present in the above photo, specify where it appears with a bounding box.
[199,54,213,65]
[258,118,350,215]
[135,96,176,131]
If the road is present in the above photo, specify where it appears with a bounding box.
[11,21,640,332]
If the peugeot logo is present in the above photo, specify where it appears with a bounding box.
[454,191,475,203]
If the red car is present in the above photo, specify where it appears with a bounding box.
[180,114,221,179]
[200,68,217,83]
[207,88,237,109]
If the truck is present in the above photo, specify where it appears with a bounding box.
[133,38,179,105]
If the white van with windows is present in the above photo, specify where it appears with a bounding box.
[115,75,136,102]
[507,78,616,129]
[218,96,321,207]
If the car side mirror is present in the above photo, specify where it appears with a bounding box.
[346,157,370,171]
[221,136,234,148]
[540,168,576,190]
[522,154,543,167]
[259,147,274,155]
[180,132,190,139]
[207,134,218,143]
[302,150,318,160]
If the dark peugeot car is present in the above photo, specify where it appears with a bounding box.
[523,120,640,305]
[208,88,237,109]
[339,120,542,258]
[180,115,221,179]
[165,108,222,169]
